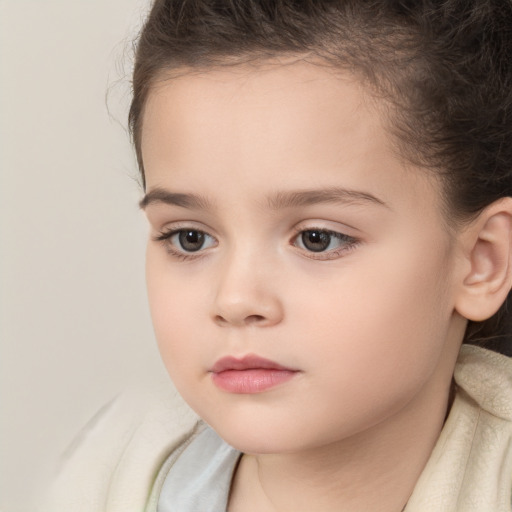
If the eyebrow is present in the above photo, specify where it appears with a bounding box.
[139,188,214,210]
[139,186,388,211]
[266,187,389,210]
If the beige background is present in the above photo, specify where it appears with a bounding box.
[0,1,168,510]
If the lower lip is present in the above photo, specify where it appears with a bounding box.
[211,369,297,393]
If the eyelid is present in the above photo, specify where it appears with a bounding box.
[291,218,360,234]
[151,219,217,240]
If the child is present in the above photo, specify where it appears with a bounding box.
[43,0,512,511]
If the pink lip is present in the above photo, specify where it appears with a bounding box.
[210,355,299,394]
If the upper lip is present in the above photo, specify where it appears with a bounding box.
[211,354,296,373]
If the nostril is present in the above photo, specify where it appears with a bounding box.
[245,314,266,324]
[213,313,266,326]
[214,315,228,325]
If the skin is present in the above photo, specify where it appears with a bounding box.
[140,60,473,511]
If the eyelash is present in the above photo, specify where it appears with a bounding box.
[153,227,215,261]
[290,227,360,260]
[153,226,360,261]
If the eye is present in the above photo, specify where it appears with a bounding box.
[172,230,209,252]
[293,229,358,256]
[155,228,216,256]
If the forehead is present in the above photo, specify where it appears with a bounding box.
[142,60,377,168]
[140,60,441,216]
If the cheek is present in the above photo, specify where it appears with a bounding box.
[293,239,455,403]
[145,249,207,374]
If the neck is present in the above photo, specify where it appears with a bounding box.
[228,362,455,512]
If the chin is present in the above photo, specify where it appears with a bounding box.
[202,411,328,455]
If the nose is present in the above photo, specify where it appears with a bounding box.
[211,251,284,328]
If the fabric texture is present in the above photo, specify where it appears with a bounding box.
[41,345,512,512]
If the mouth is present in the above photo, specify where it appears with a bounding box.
[210,354,299,394]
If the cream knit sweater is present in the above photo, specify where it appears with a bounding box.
[42,345,512,512]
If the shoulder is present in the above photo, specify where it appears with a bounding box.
[41,382,199,512]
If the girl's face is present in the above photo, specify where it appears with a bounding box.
[141,61,466,454]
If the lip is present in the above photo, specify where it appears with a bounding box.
[211,354,294,373]
[210,354,299,394]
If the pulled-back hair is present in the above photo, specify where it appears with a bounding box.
[129,0,512,354]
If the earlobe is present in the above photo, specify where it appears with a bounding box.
[455,198,512,322]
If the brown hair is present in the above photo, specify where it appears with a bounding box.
[129,0,512,354]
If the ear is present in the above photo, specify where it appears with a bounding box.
[454,197,512,322]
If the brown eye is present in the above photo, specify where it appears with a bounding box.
[177,230,206,252]
[293,228,359,258]
[300,230,332,252]
[154,226,217,259]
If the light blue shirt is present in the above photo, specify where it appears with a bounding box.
[158,426,241,512]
